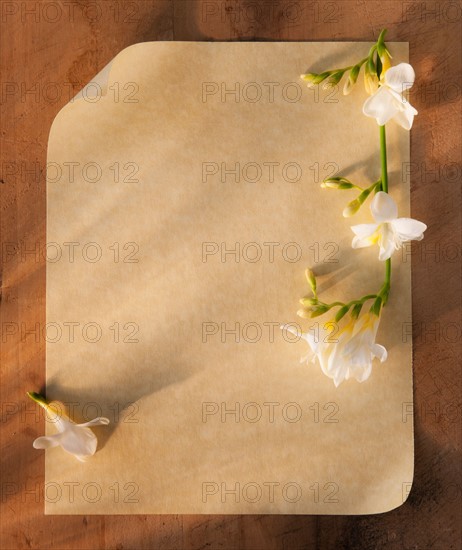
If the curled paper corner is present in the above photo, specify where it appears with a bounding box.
[47,42,143,146]
[70,42,147,104]
[72,60,114,102]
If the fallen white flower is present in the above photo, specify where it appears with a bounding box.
[28,392,109,462]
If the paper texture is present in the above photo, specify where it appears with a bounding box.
[45,42,413,514]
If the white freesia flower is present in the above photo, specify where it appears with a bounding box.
[282,313,387,387]
[351,191,427,261]
[363,63,418,129]
[27,392,109,462]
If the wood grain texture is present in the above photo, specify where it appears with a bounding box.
[0,1,460,548]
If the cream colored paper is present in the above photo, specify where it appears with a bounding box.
[45,42,413,514]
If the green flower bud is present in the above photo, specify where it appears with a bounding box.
[322,70,345,90]
[298,298,329,319]
[376,29,388,56]
[335,305,350,322]
[342,182,378,217]
[357,186,373,203]
[351,303,363,319]
[370,296,383,317]
[299,296,318,307]
[305,268,317,296]
[343,63,361,96]
[300,71,331,87]
[310,305,329,318]
[364,58,379,95]
[343,198,361,218]
[378,48,392,81]
[321,176,354,190]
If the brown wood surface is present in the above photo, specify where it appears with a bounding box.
[1,1,461,548]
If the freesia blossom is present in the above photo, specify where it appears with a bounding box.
[281,312,387,387]
[363,63,418,130]
[351,191,427,261]
[27,392,109,462]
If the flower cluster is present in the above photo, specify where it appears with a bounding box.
[287,29,426,387]
[282,312,387,387]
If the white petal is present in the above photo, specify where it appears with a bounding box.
[280,324,300,338]
[333,362,348,387]
[378,227,396,261]
[304,331,320,354]
[60,426,98,458]
[74,455,90,462]
[391,217,427,242]
[371,192,398,222]
[392,101,418,130]
[325,339,347,377]
[354,362,372,383]
[317,345,334,377]
[371,343,388,362]
[76,417,110,428]
[363,86,399,126]
[351,224,379,248]
[384,63,415,92]
[351,223,379,238]
[33,434,62,449]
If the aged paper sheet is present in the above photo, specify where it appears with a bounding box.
[45,42,413,514]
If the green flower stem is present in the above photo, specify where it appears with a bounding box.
[358,179,382,200]
[349,57,369,72]
[329,57,369,75]
[377,28,387,43]
[308,125,392,319]
[380,124,391,304]
[326,294,379,310]
[379,125,388,193]
[326,301,346,308]
[366,44,377,59]
[27,391,48,408]
[349,294,378,306]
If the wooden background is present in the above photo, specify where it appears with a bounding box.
[1,1,460,548]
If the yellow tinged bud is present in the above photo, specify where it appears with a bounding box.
[300,296,318,307]
[297,308,313,319]
[323,180,340,189]
[364,56,379,95]
[343,77,353,96]
[300,73,318,87]
[343,64,361,96]
[364,71,379,95]
[305,268,317,295]
[379,51,392,81]
[343,199,361,218]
